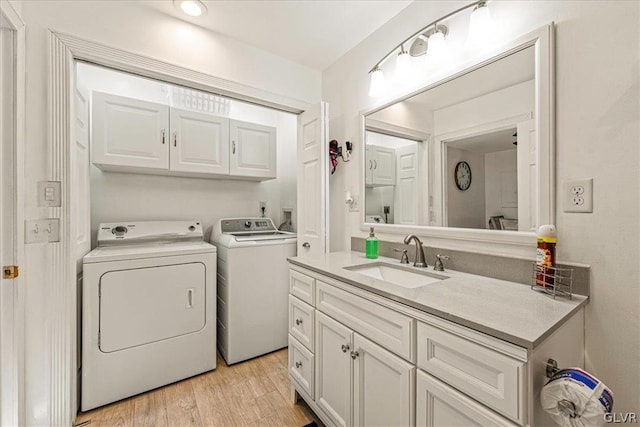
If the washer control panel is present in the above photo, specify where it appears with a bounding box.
[221,218,276,233]
[97,221,203,245]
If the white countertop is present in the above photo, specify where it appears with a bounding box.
[288,251,588,349]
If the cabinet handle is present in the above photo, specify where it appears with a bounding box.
[295,361,302,368]
[350,350,359,360]
[341,344,350,353]
[373,160,377,169]
[295,318,303,326]
[173,132,177,147]
[161,129,166,144]
[232,141,236,154]
[302,242,310,248]
[369,160,372,170]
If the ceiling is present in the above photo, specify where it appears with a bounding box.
[447,127,518,153]
[141,0,412,70]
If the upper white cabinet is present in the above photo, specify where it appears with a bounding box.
[230,119,277,179]
[365,145,395,186]
[170,108,229,175]
[92,92,169,170]
[91,92,276,180]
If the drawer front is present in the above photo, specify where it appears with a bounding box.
[289,295,315,351]
[416,370,518,427]
[316,281,414,361]
[417,322,524,422]
[289,335,314,399]
[290,270,315,305]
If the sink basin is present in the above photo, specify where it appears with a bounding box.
[344,262,448,288]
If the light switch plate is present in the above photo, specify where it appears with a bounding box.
[25,219,60,244]
[38,181,61,207]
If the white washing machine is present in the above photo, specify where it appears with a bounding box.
[82,221,216,411]
[211,218,296,364]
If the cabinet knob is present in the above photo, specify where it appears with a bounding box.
[295,361,302,368]
[350,350,359,360]
[341,344,350,353]
[302,242,310,248]
[295,318,303,326]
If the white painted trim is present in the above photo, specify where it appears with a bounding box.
[358,23,555,256]
[52,31,312,114]
[48,30,316,426]
[365,118,431,141]
[0,2,25,425]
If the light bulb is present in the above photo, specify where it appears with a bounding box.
[468,3,494,47]
[368,68,388,98]
[395,51,412,82]
[179,0,205,17]
[428,31,447,61]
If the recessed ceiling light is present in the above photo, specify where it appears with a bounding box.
[174,0,207,17]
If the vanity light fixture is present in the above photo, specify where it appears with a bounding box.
[468,2,494,46]
[368,0,493,97]
[174,0,208,17]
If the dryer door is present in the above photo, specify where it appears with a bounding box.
[99,262,206,352]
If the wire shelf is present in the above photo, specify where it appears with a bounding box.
[531,264,573,299]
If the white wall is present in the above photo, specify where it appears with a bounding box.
[485,149,518,223]
[446,148,486,229]
[18,1,321,425]
[324,0,640,412]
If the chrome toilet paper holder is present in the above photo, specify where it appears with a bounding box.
[546,358,579,419]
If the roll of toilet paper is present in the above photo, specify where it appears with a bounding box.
[541,368,614,427]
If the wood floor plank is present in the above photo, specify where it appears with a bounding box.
[75,350,317,427]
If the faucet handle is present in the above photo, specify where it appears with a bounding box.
[434,254,450,272]
[393,248,409,264]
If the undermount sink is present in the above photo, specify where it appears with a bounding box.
[344,262,448,288]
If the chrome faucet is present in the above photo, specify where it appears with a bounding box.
[403,234,427,267]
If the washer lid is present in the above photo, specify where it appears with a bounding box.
[97,221,204,246]
[83,241,216,264]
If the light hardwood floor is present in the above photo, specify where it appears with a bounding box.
[76,349,321,427]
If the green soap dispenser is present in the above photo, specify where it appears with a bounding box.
[366,227,379,259]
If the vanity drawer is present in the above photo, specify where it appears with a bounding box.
[417,322,524,423]
[289,335,314,399]
[289,295,314,351]
[316,280,414,361]
[290,269,315,305]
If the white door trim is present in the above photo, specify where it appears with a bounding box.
[0,2,25,426]
[47,30,314,425]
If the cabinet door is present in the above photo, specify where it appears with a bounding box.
[169,108,229,175]
[365,146,374,186]
[353,334,415,427]
[416,370,518,427]
[92,92,169,170]
[372,146,396,186]
[229,119,276,178]
[315,312,352,427]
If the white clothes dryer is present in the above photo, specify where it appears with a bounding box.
[82,221,216,411]
[211,218,296,365]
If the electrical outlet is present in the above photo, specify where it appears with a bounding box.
[348,194,360,212]
[564,178,593,213]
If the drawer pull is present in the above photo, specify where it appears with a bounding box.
[341,344,350,353]
[295,361,302,368]
[295,318,303,326]
[350,350,359,360]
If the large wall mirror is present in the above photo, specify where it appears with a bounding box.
[361,24,554,246]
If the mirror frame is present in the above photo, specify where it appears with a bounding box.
[360,23,555,254]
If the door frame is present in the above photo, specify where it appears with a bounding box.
[0,2,25,426]
[47,30,314,425]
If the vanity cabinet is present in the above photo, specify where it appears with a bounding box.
[365,145,395,186]
[288,263,585,427]
[91,91,276,180]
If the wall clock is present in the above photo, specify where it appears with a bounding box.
[454,161,472,191]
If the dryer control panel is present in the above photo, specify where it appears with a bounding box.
[96,221,203,246]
